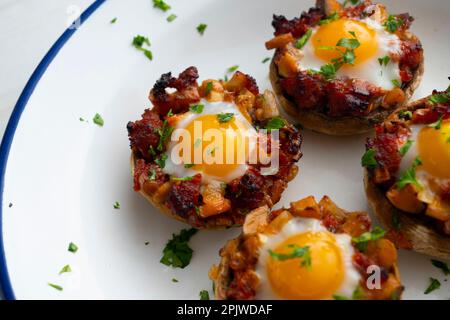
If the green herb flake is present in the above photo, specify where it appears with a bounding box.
[160,228,198,268]
[262,57,271,64]
[429,115,444,130]
[48,283,63,291]
[155,154,168,169]
[361,148,377,168]
[391,212,401,230]
[398,110,413,120]
[391,79,401,88]
[217,113,234,123]
[167,14,177,22]
[352,227,386,252]
[269,245,311,268]
[189,104,204,114]
[93,113,104,127]
[145,241,150,246]
[79,117,85,122]
[68,242,78,253]
[171,176,194,181]
[227,65,239,73]
[148,169,157,180]
[384,15,404,33]
[336,37,360,50]
[204,82,213,96]
[266,117,285,130]
[153,0,171,12]
[399,139,414,156]
[424,278,441,294]
[295,29,313,49]
[343,0,360,7]
[352,285,365,300]
[110,17,117,24]
[429,92,450,105]
[199,290,210,300]
[184,164,194,169]
[431,260,450,276]
[132,35,153,61]
[59,265,72,275]
[332,294,349,300]
[172,278,179,283]
[378,55,391,66]
[396,156,423,190]
[156,110,174,151]
[113,201,120,209]
[197,23,207,35]
[319,12,339,25]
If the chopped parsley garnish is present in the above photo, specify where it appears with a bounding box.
[156,110,174,151]
[189,104,204,114]
[424,278,441,294]
[68,242,78,253]
[399,139,414,156]
[79,117,86,122]
[155,154,168,169]
[160,228,198,268]
[110,17,117,24]
[153,0,171,12]
[361,148,377,168]
[172,278,179,283]
[429,115,443,130]
[59,264,72,275]
[167,14,177,22]
[132,35,153,61]
[343,0,360,6]
[319,12,339,25]
[199,290,210,300]
[269,245,311,268]
[266,117,285,130]
[378,55,391,66]
[315,31,361,79]
[184,164,194,168]
[227,65,239,73]
[204,81,213,96]
[48,283,63,291]
[384,15,403,33]
[262,57,271,64]
[113,201,120,209]
[171,176,194,181]
[8,203,12,208]
[429,90,450,105]
[93,113,104,126]
[352,227,386,252]
[148,145,157,156]
[447,137,450,143]
[148,169,157,180]
[399,110,413,120]
[145,241,150,246]
[333,286,364,301]
[431,260,450,276]
[197,23,207,35]
[396,156,423,190]
[332,294,349,300]
[295,29,312,49]
[391,79,401,88]
[217,113,234,123]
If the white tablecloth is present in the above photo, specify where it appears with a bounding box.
[0,0,93,138]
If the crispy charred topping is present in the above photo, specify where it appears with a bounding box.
[364,86,450,235]
[128,67,303,228]
[269,0,423,118]
[214,196,402,300]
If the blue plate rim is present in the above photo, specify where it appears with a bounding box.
[0,0,106,300]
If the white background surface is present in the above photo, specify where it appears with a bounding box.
[0,0,93,137]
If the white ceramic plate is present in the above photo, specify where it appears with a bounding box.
[1,0,450,300]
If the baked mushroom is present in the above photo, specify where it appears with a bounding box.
[127,67,302,229]
[363,85,450,260]
[210,196,403,300]
[267,0,423,135]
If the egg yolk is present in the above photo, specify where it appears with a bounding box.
[266,231,345,300]
[182,114,250,178]
[312,19,378,66]
[417,120,450,179]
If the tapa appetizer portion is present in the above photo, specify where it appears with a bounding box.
[267,0,423,135]
[210,196,402,300]
[127,67,302,229]
[363,85,450,260]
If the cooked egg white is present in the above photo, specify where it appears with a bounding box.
[300,17,401,90]
[163,100,258,183]
[255,217,361,300]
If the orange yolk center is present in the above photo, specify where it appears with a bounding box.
[266,231,345,300]
[417,120,450,179]
[312,19,378,66]
[182,114,250,178]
